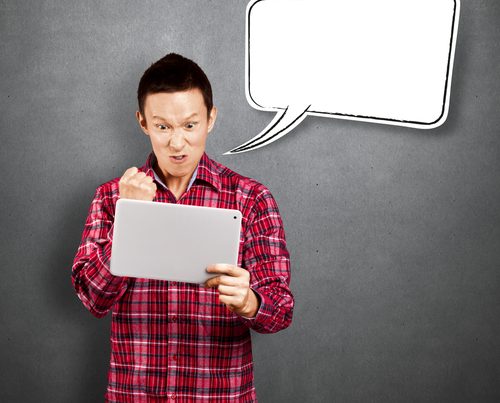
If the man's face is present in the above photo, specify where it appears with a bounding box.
[136,89,217,185]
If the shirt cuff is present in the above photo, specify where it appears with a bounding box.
[238,288,273,329]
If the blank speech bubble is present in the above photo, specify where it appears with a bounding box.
[225,0,460,154]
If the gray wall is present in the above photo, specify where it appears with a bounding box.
[1,1,499,402]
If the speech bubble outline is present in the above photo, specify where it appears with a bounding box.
[225,0,460,154]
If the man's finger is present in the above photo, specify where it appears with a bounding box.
[205,275,238,289]
[129,174,151,188]
[139,180,155,191]
[218,294,238,308]
[129,172,147,184]
[205,275,223,288]
[217,284,238,296]
[121,166,139,181]
[206,264,238,276]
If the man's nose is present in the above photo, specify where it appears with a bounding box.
[169,130,185,151]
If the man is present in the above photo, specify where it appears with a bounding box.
[72,53,293,402]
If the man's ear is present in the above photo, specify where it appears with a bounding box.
[207,106,218,134]
[136,111,149,136]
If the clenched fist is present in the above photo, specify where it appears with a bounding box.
[118,167,157,201]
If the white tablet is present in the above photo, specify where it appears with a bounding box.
[110,199,242,284]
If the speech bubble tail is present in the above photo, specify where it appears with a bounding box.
[224,105,310,155]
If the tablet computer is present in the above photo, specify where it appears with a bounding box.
[110,199,242,284]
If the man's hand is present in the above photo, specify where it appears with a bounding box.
[119,167,157,201]
[205,264,260,318]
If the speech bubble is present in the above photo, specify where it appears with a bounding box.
[225,0,460,154]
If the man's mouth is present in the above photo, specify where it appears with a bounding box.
[170,155,187,163]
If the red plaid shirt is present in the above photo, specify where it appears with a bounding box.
[72,152,293,402]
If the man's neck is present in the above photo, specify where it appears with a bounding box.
[153,162,196,200]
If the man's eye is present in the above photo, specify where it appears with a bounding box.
[185,122,197,129]
[156,124,168,130]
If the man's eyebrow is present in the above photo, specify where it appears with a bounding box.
[151,113,199,121]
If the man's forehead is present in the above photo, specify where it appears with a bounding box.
[144,90,207,117]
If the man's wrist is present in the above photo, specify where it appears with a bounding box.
[239,289,261,318]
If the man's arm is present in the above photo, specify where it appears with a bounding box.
[72,167,157,318]
[71,186,129,318]
[206,185,294,333]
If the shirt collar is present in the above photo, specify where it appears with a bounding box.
[153,164,198,192]
[143,152,221,192]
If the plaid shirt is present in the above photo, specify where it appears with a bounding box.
[72,152,293,402]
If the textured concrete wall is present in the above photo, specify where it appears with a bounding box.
[1,1,499,401]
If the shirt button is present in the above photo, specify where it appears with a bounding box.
[172,355,177,361]
[171,393,176,400]
[171,281,177,286]
[171,315,177,322]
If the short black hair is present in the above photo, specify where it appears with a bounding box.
[137,53,213,116]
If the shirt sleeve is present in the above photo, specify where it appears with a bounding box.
[238,186,294,333]
[71,186,129,318]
